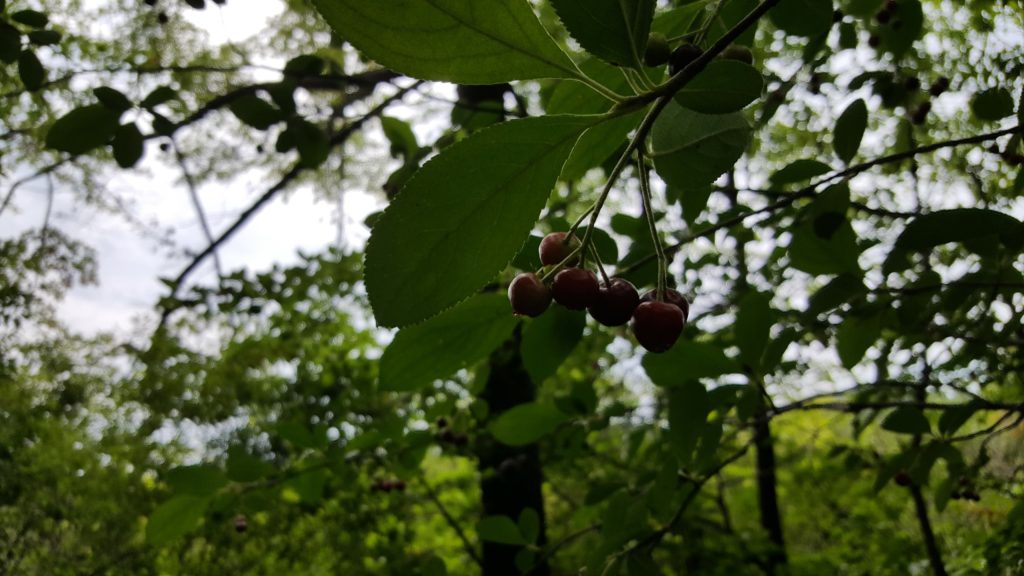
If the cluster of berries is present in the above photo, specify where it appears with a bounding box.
[508,232,689,353]
[371,478,407,493]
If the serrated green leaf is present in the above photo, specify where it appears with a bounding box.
[11,9,48,28]
[379,294,518,392]
[735,291,773,369]
[675,60,763,114]
[489,403,568,446]
[45,104,121,154]
[789,222,861,275]
[229,94,281,130]
[971,88,1014,122]
[284,468,326,504]
[885,209,1024,274]
[365,115,597,328]
[94,86,133,113]
[668,381,710,465]
[704,0,759,47]
[651,2,707,38]
[146,495,209,545]
[112,122,144,168]
[521,305,585,384]
[477,515,526,545]
[770,159,832,186]
[834,98,867,164]
[312,0,579,84]
[380,116,419,160]
[881,406,931,435]
[643,340,740,385]
[769,0,833,37]
[17,49,43,91]
[651,102,750,190]
[226,447,272,483]
[836,314,881,368]
[166,465,227,496]
[549,0,655,68]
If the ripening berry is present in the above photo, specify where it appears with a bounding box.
[551,268,600,310]
[508,273,551,317]
[632,301,685,353]
[538,232,580,267]
[588,278,640,327]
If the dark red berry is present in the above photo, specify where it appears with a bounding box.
[539,232,580,266]
[875,9,892,24]
[588,278,640,327]
[640,289,690,322]
[632,301,685,353]
[929,76,950,97]
[668,44,703,76]
[233,515,247,533]
[508,273,551,317]
[987,144,1000,154]
[894,471,912,487]
[157,11,168,24]
[868,34,881,48]
[552,268,600,310]
[719,45,754,65]
[832,8,844,22]
[904,76,921,91]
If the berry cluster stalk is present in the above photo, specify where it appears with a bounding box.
[636,150,668,301]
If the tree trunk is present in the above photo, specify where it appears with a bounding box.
[477,328,549,576]
[753,409,787,573]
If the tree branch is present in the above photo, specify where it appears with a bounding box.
[419,478,484,568]
[172,138,223,281]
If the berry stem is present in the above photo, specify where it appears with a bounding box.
[636,150,668,301]
[588,243,611,285]
[539,246,583,282]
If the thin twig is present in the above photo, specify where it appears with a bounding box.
[419,478,484,568]
[172,138,223,281]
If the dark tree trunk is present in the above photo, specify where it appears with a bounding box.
[753,410,787,574]
[477,329,549,576]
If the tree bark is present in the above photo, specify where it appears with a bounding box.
[477,328,549,576]
[910,485,949,576]
[753,410,787,573]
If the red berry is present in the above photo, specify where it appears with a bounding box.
[538,232,580,266]
[640,289,690,322]
[551,268,600,310]
[233,515,247,533]
[894,471,912,487]
[508,273,551,317]
[632,301,685,353]
[588,278,640,327]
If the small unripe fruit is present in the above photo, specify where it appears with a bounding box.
[539,232,580,266]
[588,278,640,327]
[640,289,690,322]
[632,301,685,353]
[668,44,703,76]
[894,471,912,487]
[719,45,754,65]
[644,33,671,67]
[508,273,551,317]
[552,268,600,310]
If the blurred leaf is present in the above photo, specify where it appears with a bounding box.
[45,105,121,154]
[112,123,144,168]
[769,0,833,37]
[834,98,868,163]
[549,0,655,68]
[881,406,931,435]
[94,87,134,113]
[166,465,227,496]
[651,102,750,190]
[521,306,585,383]
[770,159,831,186]
[146,495,209,545]
[836,313,881,368]
[675,60,763,114]
[17,49,43,91]
[735,291,773,369]
[643,341,740,385]
[11,9,48,27]
[668,381,710,465]
[477,515,527,545]
[518,508,540,544]
[230,94,282,130]
[489,403,567,446]
[971,88,1014,121]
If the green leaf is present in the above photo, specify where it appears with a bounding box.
[770,159,832,187]
[833,98,867,164]
[229,94,281,130]
[668,381,710,465]
[807,274,866,315]
[45,104,121,154]
[312,0,578,84]
[423,555,448,576]
[735,291,773,369]
[836,313,881,368]
[675,60,763,114]
[283,54,324,77]
[549,0,655,68]
[112,122,145,168]
[477,515,526,546]
[288,118,329,168]
[881,406,931,435]
[512,235,542,271]
[140,86,179,109]
[17,49,43,92]
[284,468,326,504]
[521,305,585,384]
[518,508,540,544]
[769,0,833,37]
[165,465,227,496]
[842,0,883,17]
[11,9,48,28]
[643,340,740,385]
[562,110,643,181]
[146,495,209,545]
[704,0,759,47]
[651,2,706,38]
[381,116,420,160]
[971,88,1014,122]
[93,86,133,113]
[0,23,20,64]
[876,0,922,57]
[27,29,61,46]
[789,185,861,275]
[938,401,981,436]
[885,209,1024,273]
[365,114,597,328]
[651,102,750,190]
[226,447,272,483]
[379,294,518,392]
[489,402,568,446]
